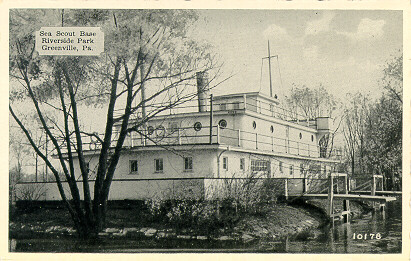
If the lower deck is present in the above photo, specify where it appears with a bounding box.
[14,175,386,202]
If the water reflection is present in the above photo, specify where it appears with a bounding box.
[278,200,402,253]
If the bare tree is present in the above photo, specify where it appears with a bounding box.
[342,92,370,177]
[285,83,337,120]
[9,9,219,238]
[342,53,402,187]
[285,84,340,159]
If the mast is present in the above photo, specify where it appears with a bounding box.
[140,64,146,121]
[268,40,273,98]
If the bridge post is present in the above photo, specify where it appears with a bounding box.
[303,177,308,194]
[371,175,376,209]
[343,173,350,223]
[284,178,288,200]
[371,175,376,196]
[327,174,334,217]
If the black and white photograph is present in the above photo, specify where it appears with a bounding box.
[6,5,405,257]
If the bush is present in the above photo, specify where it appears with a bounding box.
[143,176,280,233]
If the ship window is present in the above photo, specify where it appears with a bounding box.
[219,119,227,129]
[252,121,257,129]
[309,164,321,174]
[279,162,283,173]
[129,160,138,173]
[154,158,163,173]
[240,158,245,170]
[194,122,202,131]
[220,103,227,111]
[299,133,302,139]
[223,157,228,170]
[251,160,269,172]
[311,135,314,142]
[147,126,155,135]
[270,125,274,133]
[233,102,240,110]
[289,165,294,176]
[300,163,305,174]
[184,157,193,171]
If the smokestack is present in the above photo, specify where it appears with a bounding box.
[196,71,209,112]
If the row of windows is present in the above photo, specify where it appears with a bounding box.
[129,157,193,174]
[222,158,328,177]
[216,119,315,142]
[129,157,328,176]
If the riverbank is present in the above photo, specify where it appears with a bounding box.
[9,200,367,244]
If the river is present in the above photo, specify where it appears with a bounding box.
[10,200,402,253]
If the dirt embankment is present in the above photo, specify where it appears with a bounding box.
[9,200,367,242]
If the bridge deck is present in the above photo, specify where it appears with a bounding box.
[301,194,396,203]
[350,191,402,196]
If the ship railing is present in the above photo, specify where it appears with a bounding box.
[114,96,314,126]
[56,124,338,159]
[243,97,314,125]
[218,126,320,157]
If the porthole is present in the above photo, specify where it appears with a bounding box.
[147,126,155,135]
[270,125,274,133]
[194,122,202,131]
[311,135,314,142]
[156,125,166,137]
[252,121,257,129]
[299,133,302,139]
[218,119,227,129]
[169,122,179,133]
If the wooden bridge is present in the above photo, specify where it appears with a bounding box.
[296,173,399,223]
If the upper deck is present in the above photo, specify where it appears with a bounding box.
[106,92,340,159]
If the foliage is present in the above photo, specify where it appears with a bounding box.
[381,52,402,103]
[143,174,281,233]
[364,96,402,190]
[284,84,341,159]
[285,83,337,119]
[9,9,217,238]
[342,54,402,190]
[15,183,48,201]
[342,92,370,176]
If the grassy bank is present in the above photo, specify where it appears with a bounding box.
[10,199,331,241]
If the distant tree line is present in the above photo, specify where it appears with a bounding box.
[343,54,402,190]
[286,53,402,191]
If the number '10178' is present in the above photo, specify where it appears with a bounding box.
[353,233,382,240]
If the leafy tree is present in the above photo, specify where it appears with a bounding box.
[381,52,402,103]
[9,9,218,238]
[364,54,402,190]
[364,96,401,190]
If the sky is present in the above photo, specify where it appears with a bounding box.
[190,10,402,101]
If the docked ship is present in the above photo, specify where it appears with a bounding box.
[31,67,341,201]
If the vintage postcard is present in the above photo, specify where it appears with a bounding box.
[2,0,409,260]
